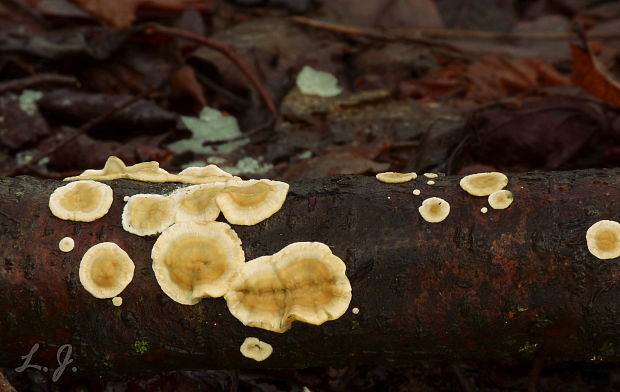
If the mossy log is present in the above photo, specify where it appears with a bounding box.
[1,170,620,378]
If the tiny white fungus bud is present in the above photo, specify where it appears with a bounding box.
[427,180,435,185]
[412,189,421,196]
[481,207,488,214]
[352,307,360,314]
[112,297,123,306]
[423,173,438,178]
[123,196,130,202]
[59,237,75,252]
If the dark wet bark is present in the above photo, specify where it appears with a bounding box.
[1,170,620,378]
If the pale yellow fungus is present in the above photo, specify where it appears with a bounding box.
[375,172,417,183]
[423,173,438,178]
[481,207,488,214]
[586,220,620,260]
[112,297,123,306]
[225,242,352,333]
[151,222,245,305]
[216,179,289,225]
[64,156,240,185]
[79,242,135,299]
[459,172,508,196]
[240,337,273,362]
[122,194,175,236]
[352,307,360,315]
[488,190,514,209]
[49,180,113,222]
[172,183,226,224]
[412,189,421,196]
[427,180,435,185]
[58,237,75,252]
[123,196,130,202]
[418,197,450,223]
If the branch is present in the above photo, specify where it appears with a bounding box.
[1,170,620,378]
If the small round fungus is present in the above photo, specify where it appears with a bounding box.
[240,337,273,362]
[173,183,225,224]
[459,172,508,196]
[79,242,135,299]
[152,222,245,305]
[375,172,417,183]
[413,189,421,196]
[586,220,620,260]
[122,194,175,236]
[418,197,450,223]
[112,296,123,306]
[427,180,435,185]
[352,307,360,315]
[488,190,514,210]
[49,180,113,222]
[423,173,438,178]
[481,207,488,214]
[216,179,289,225]
[123,196,130,202]
[59,237,75,252]
[225,242,352,333]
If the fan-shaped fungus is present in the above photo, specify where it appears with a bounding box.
[375,172,417,183]
[216,179,289,225]
[79,242,135,299]
[586,220,620,260]
[122,194,175,236]
[173,183,225,224]
[418,197,450,223]
[58,237,75,252]
[460,172,508,196]
[488,190,513,209]
[49,180,113,222]
[151,222,245,305]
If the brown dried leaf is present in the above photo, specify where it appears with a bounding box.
[571,43,620,107]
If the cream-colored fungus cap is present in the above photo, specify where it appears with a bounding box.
[216,179,289,225]
[225,242,352,333]
[49,180,113,222]
[240,337,273,361]
[151,222,245,305]
[488,190,513,209]
[172,183,226,223]
[64,156,127,181]
[459,172,508,196]
[124,161,172,182]
[418,197,450,223]
[79,242,135,299]
[112,296,123,306]
[59,237,75,252]
[122,194,175,236]
[375,172,417,183]
[586,220,620,260]
[177,165,241,184]
[423,173,438,178]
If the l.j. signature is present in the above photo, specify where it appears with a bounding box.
[15,343,77,382]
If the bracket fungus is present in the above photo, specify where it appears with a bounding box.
[459,172,508,196]
[216,179,289,225]
[49,180,113,222]
[177,165,241,184]
[58,237,75,252]
[172,183,226,224]
[151,222,245,305]
[225,242,352,333]
[79,242,135,299]
[240,337,273,362]
[375,172,417,183]
[586,220,620,260]
[122,194,175,236]
[488,190,514,210]
[418,197,450,223]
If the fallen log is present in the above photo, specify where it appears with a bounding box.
[1,170,620,379]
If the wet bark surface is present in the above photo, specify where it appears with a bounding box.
[1,170,620,378]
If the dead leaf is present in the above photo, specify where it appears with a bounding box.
[0,94,50,150]
[571,42,620,107]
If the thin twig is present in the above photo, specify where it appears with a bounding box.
[0,74,79,94]
[451,363,474,392]
[292,16,620,42]
[144,24,277,115]
[5,87,157,177]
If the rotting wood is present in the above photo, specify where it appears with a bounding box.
[1,170,620,378]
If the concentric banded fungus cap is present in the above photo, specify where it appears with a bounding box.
[240,337,273,362]
[459,172,508,196]
[151,222,245,305]
[125,162,172,182]
[225,242,352,333]
[586,220,620,260]
[488,190,513,210]
[172,183,226,223]
[79,242,135,299]
[49,180,113,222]
[216,179,289,225]
[418,197,450,223]
[375,172,417,183]
[122,194,175,236]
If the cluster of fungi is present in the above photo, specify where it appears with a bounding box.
[48,156,353,362]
